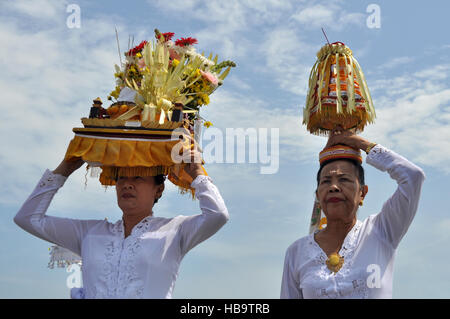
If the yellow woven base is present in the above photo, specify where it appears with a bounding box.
[306,104,372,135]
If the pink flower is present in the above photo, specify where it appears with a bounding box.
[137,58,146,70]
[200,70,218,87]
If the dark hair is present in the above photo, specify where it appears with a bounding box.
[154,174,166,186]
[316,158,365,188]
[153,174,166,204]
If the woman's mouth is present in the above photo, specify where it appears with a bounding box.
[327,197,344,203]
[122,193,135,199]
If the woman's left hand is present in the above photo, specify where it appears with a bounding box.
[324,126,372,152]
[179,130,205,180]
[183,149,205,180]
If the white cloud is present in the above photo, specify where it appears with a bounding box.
[413,64,450,80]
[258,2,367,97]
[1,0,66,21]
[376,56,415,70]
[291,4,334,27]
[260,27,316,96]
[364,64,450,172]
[150,0,293,58]
[291,3,365,31]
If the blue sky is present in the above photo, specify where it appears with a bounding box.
[1,0,449,298]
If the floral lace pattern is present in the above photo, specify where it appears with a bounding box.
[303,221,369,299]
[367,144,389,157]
[93,216,153,298]
[192,175,213,187]
[38,170,67,189]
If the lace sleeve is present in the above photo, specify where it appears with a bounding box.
[366,145,426,249]
[178,175,229,255]
[14,169,103,256]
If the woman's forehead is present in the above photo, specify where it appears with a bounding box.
[321,160,357,177]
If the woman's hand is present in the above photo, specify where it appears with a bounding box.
[183,149,205,180]
[52,158,85,177]
[324,126,373,152]
[178,129,205,180]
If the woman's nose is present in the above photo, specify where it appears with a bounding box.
[119,177,134,189]
[123,183,133,189]
[328,183,340,192]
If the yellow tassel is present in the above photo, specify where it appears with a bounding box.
[101,166,171,184]
[335,53,343,115]
[304,60,320,125]
[353,58,376,121]
[353,59,374,123]
[317,55,330,113]
[343,56,355,114]
[323,56,332,96]
[99,165,197,198]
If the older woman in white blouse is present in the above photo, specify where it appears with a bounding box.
[281,128,425,298]
[14,148,229,299]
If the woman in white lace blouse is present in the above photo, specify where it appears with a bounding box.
[281,128,425,298]
[14,147,229,299]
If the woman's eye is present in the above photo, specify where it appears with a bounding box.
[320,180,330,184]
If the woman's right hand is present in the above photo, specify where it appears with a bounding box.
[324,126,372,152]
[52,158,85,177]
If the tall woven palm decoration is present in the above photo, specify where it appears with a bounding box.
[303,42,376,135]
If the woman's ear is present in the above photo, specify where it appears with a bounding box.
[156,183,165,198]
[361,185,368,199]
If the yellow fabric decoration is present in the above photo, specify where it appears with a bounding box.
[64,131,203,196]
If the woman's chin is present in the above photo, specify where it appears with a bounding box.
[118,201,137,212]
[325,209,352,220]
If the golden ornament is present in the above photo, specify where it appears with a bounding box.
[326,253,344,273]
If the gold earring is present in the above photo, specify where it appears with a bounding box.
[359,199,364,206]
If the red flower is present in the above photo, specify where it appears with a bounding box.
[157,32,175,42]
[127,40,148,56]
[175,37,198,47]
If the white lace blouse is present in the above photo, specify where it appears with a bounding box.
[14,171,229,299]
[280,145,426,299]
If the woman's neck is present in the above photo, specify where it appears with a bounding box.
[122,211,152,238]
[315,217,356,256]
[323,218,356,239]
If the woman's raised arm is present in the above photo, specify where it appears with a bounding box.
[14,158,104,256]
